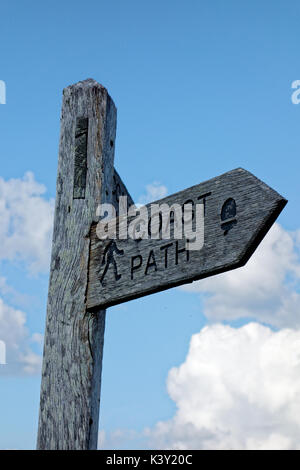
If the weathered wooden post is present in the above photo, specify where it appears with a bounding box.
[37,79,117,450]
[37,78,287,451]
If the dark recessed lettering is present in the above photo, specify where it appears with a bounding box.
[148,213,163,238]
[131,255,143,280]
[145,250,158,275]
[182,199,194,224]
[175,240,190,265]
[160,243,173,268]
[197,192,212,216]
[221,198,237,235]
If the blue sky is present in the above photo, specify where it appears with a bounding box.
[1,0,300,450]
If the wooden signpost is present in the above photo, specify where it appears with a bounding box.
[87,168,287,310]
[37,79,133,450]
[37,79,287,450]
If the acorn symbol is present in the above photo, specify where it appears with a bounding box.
[221,198,237,235]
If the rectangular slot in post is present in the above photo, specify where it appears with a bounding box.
[73,117,88,199]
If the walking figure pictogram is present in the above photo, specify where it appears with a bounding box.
[100,240,124,285]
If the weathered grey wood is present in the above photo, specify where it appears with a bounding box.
[37,78,118,450]
[112,168,134,214]
[73,117,88,199]
[87,168,287,310]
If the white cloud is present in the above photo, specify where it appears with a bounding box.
[0,276,32,308]
[31,332,43,346]
[138,182,168,205]
[0,296,42,375]
[98,222,300,449]
[0,172,51,375]
[98,429,146,450]
[145,323,300,450]
[0,172,54,274]
[181,223,300,328]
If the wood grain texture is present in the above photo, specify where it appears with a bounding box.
[87,168,287,310]
[112,168,134,213]
[73,117,88,199]
[37,79,117,450]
